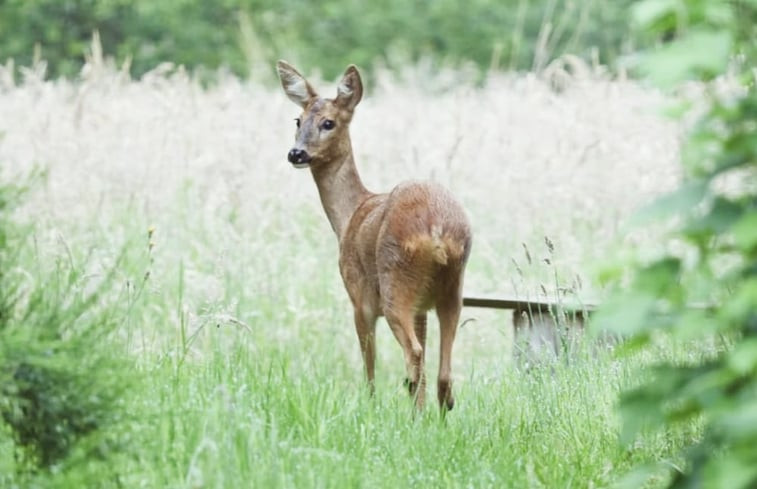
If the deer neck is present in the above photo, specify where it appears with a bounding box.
[310,147,371,239]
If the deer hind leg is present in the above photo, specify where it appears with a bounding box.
[436,280,462,412]
[385,307,425,409]
[353,306,377,395]
[412,313,428,406]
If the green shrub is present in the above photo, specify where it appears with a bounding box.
[597,1,757,487]
[0,174,136,483]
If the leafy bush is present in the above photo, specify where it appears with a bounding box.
[0,174,135,483]
[0,0,635,80]
[597,1,757,487]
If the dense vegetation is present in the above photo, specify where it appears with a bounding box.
[598,0,757,487]
[0,0,633,80]
[0,176,138,483]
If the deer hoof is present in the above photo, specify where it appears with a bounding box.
[443,396,455,411]
[404,377,419,395]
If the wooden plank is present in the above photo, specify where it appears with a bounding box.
[462,295,598,313]
[462,295,715,316]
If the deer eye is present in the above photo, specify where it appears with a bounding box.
[294,118,301,128]
[321,119,335,130]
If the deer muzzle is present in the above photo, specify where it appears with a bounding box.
[287,148,312,168]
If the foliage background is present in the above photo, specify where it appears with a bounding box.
[596,0,757,487]
[0,0,634,80]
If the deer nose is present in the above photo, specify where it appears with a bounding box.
[287,148,311,165]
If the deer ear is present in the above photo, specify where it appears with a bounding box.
[335,65,363,111]
[277,60,317,108]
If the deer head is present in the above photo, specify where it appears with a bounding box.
[277,60,363,169]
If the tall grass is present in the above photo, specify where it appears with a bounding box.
[0,60,689,486]
[118,340,673,488]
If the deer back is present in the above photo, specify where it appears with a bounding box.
[339,181,471,317]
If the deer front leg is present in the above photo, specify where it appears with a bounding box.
[353,307,377,395]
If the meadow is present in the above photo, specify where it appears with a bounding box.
[0,58,691,487]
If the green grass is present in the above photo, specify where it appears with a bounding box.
[80,336,664,488]
[1,203,696,488]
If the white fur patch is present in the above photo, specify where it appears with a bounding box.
[285,77,310,104]
[337,81,353,97]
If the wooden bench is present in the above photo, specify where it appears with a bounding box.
[463,295,598,361]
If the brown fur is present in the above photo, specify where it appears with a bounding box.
[277,61,472,410]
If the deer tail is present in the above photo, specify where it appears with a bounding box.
[403,225,466,266]
[429,225,449,265]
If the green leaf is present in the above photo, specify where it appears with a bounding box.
[634,257,682,297]
[632,0,679,28]
[727,338,757,375]
[704,3,736,26]
[683,196,743,239]
[637,29,732,88]
[732,212,757,253]
[670,309,714,339]
[592,292,658,336]
[702,448,757,489]
[674,364,732,412]
[631,179,708,225]
[722,278,757,325]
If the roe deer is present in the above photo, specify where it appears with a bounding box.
[276,61,472,410]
